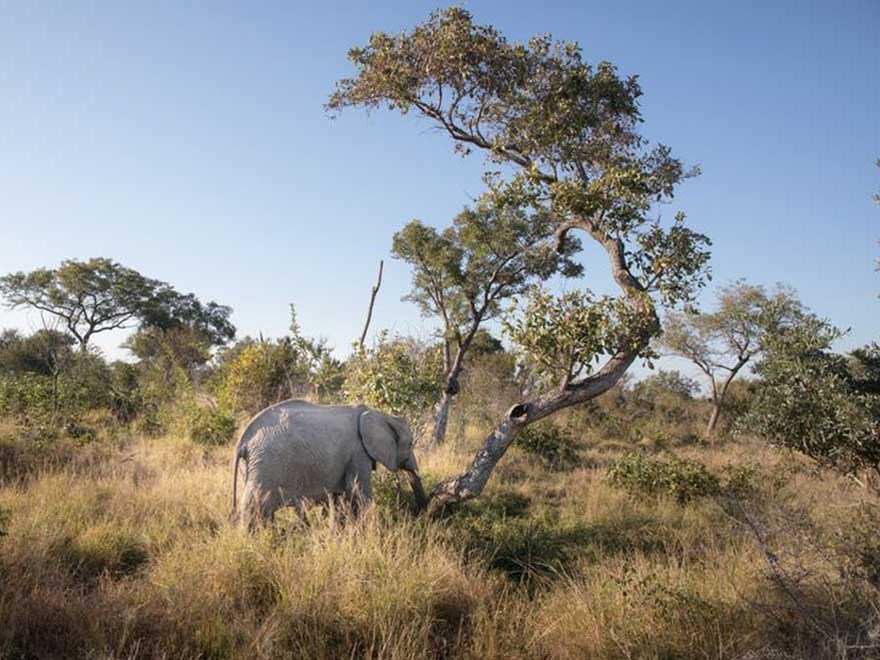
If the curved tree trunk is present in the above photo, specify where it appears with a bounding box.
[428,348,641,510]
[426,217,659,512]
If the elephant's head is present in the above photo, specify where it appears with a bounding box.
[360,410,429,512]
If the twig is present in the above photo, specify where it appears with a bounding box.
[358,260,383,350]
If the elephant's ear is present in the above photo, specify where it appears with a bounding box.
[360,410,399,472]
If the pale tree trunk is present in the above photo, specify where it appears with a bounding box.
[704,359,747,439]
[429,322,481,446]
[51,372,59,417]
[424,218,659,511]
[705,402,721,437]
[431,390,453,446]
[428,349,640,511]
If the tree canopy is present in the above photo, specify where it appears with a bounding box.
[0,258,234,352]
[331,7,711,505]
[392,198,581,443]
[746,317,880,482]
[659,281,804,435]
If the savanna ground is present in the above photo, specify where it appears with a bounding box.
[2,401,879,660]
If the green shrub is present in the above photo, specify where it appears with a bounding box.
[607,453,720,503]
[343,332,443,433]
[185,406,236,446]
[514,423,581,470]
[215,339,307,415]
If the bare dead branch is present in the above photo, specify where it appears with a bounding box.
[358,260,384,350]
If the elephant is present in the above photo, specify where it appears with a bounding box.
[231,400,428,527]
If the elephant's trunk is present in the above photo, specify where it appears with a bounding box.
[405,469,429,514]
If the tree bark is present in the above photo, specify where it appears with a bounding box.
[429,317,483,446]
[705,401,721,437]
[51,372,59,417]
[430,390,454,446]
[428,348,641,511]
[704,358,748,439]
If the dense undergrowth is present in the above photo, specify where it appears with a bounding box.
[1,411,878,660]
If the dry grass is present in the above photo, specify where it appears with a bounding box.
[1,417,878,659]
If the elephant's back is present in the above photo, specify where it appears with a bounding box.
[236,400,313,449]
[244,414,354,499]
[236,400,363,452]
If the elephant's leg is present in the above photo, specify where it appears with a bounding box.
[259,489,282,524]
[344,465,373,517]
[240,482,263,531]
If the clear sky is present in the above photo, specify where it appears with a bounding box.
[1,1,878,367]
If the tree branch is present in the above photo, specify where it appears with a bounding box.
[358,260,383,349]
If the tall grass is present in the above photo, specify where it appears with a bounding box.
[0,417,877,658]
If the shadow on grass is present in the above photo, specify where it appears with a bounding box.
[438,490,677,589]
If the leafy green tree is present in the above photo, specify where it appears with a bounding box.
[746,317,880,485]
[0,258,234,353]
[659,281,804,437]
[0,325,77,416]
[344,332,444,436]
[849,343,880,396]
[330,8,711,508]
[393,200,580,445]
[0,259,160,351]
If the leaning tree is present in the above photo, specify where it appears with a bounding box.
[392,199,581,445]
[329,8,711,508]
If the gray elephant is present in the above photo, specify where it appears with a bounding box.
[231,400,428,527]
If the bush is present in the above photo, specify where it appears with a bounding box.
[514,423,581,470]
[185,406,236,446]
[215,339,308,415]
[607,453,720,503]
[344,332,443,433]
[745,319,880,478]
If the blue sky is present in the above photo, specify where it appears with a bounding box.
[1,1,878,367]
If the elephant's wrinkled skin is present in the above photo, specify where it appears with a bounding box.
[231,400,427,527]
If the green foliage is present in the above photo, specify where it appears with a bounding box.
[607,453,721,503]
[106,361,143,423]
[849,342,880,395]
[745,317,880,476]
[393,202,581,328]
[288,306,345,402]
[660,281,806,434]
[0,258,234,351]
[0,328,75,376]
[132,359,192,437]
[215,338,306,415]
[331,6,711,402]
[184,406,236,446]
[504,287,657,388]
[514,422,581,470]
[344,332,443,430]
[661,281,805,385]
[0,353,111,424]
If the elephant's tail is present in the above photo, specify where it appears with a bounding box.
[231,445,244,520]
